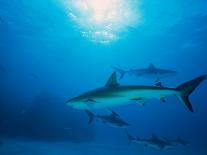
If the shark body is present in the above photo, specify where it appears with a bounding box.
[125,130,174,149]
[85,110,130,128]
[164,137,189,146]
[112,63,178,80]
[66,72,206,112]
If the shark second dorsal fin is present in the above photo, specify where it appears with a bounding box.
[105,72,119,87]
[152,134,158,139]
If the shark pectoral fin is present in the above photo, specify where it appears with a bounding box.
[84,99,97,108]
[130,98,145,106]
[85,102,95,108]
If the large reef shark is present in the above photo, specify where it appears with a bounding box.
[112,63,178,80]
[125,130,174,149]
[66,72,206,112]
[85,110,130,128]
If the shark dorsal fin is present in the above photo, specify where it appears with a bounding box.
[152,134,158,139]
[148,63,156,70]
[110,110,119,117]
[105,72,119,87]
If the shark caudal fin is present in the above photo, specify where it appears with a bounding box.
[85,110,95,124]
[125,130,136,145]
[176,75,206,112]
[111,66,127,79]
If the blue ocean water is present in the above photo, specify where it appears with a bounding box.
[0,0,207,154]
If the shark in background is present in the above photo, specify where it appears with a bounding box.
[66,72,206,112]
[85,110,130,128]
[164,137,190,146]
[125,130,174,149]
[112,63,178,80]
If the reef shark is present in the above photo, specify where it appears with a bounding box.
[164,137,189,146]
[112,63,178,80]
[66,72,206,112]
[85,110,130,128]
[125,130,174,149]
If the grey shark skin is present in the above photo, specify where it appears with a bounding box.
[126,130,174,149]
[164,137,189,146]
[112,63,178,80]
[66,72,206,112]
[85,110,130,128]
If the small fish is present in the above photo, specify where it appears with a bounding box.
[85,110,130,128]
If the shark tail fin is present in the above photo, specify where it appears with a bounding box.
[111,66,126,79]
[125,130,135,145]
[176,75,206,112]
[85,110,95,124]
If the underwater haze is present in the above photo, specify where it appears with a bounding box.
[0,0,207,154]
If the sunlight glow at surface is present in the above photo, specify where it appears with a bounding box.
[63,0,141,44]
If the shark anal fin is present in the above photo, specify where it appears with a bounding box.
[85,110,95,124]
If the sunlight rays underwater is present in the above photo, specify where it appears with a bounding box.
[62,0,142,44]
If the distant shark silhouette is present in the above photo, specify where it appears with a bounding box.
[125,130,174,149]
[85,110,130,128]
[66,72,206,112]
[112,63,178,80]
[164,137,190,146]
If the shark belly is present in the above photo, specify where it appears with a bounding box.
[85,88,177,109]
